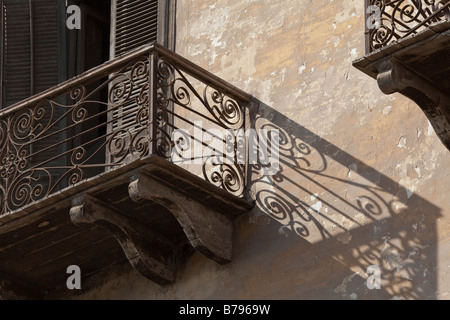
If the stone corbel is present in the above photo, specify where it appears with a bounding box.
[128,172,234,265]
[375,56,450,149]
[69,194,177,285]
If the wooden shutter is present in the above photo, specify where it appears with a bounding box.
[31,0,60,96]
[30,0,63,165]
[109,0,159,159]
[1,0,62,108]
[2,0,32,106]
[113,0,159,57]
[1,0,66,167]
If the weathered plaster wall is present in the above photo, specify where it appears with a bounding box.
[71,0,450,300]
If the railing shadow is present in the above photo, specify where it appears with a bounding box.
[247,99,441,300]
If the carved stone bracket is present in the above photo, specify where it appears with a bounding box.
[375,56,450,149]
[68,163,248,286]
[128,172,234,264]
[70,194,178,285]
[353,24,450,151]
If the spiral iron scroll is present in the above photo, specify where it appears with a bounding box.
[0,56,152,216]
[369,0,450,51]
[155,56,246,197]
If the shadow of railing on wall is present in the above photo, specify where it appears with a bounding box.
[248,100,441,299]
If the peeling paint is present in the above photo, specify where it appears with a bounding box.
[412,214,425,232]
[310,201,323,213]
[298,64,307,74]
[347,163,358,178]
[427,121,435,137]
[383,105,393,115]
[278,225,290,237]
[397,137,407,149]
[337,231,353,245]
[334,272,360,298]
[405,188,415,199]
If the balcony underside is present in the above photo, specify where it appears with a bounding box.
[0,156,252,298]
[353,21,450,150]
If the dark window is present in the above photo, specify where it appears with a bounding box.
[0,0,66,108]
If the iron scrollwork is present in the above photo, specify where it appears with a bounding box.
[0,47,249,216]
[0,55,153,215]
[368,0,450,51]
[155,56,246,197]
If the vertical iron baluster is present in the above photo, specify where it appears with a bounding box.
[365,0,371,54]
[148,49,158,157]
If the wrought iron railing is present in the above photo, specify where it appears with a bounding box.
[0,43,250,216]
[365,0,450,52]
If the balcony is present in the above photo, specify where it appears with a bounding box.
[0,43,253,297]
[353,0,450,150]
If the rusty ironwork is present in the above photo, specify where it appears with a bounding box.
[366,0,450,52]
[0,43,250,216]
[155,54,246,196]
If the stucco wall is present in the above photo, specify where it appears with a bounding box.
[71,0,450,300]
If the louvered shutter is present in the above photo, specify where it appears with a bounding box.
[113,0,159,57]
[2,0,32,106]
[31,0,60,96]
[30,0,64,166]
[1,0,66,169]
[109,0,159,161]
[1,0,63,107]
